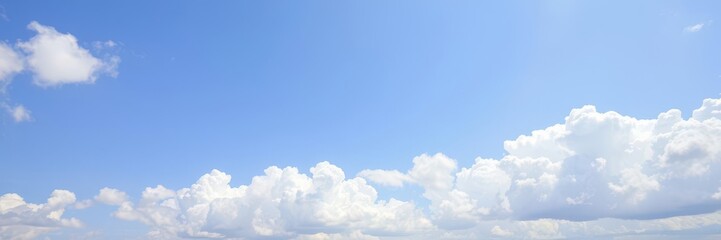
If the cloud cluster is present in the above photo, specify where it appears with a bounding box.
[360,97,721,226]
[0,190,83,239]
[100,162,432,239]
[89,97,721,239]
[5,97,721,239]
[0,21,119,121]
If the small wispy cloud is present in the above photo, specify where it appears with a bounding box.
[0,5,8,21]
[8,105,31,122]
[684,21,711,33]
[685,23,704,32]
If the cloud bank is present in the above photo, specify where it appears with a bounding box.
[100,163,432,239]
[87,97,721,239]
[362,98,721,224]
[3,97,721,239]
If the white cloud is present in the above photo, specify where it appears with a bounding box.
[358,153,470,230]
[684,23,705,32]
[0,42,23,87]
[360,153,467,227]
[0,190,83,240]
[442,209,721,239]
[357,169,413,187]
[712,188,721,200]
[93,40,117,49]
[607,166,660,204]
[520,219,562,239]
[408,153,457,193]
[294,230,380,240]
[84,96,721,239]
[692,98,721,121]
[73,199,94,210]
[361,97,721,225]
[490,225,513,237]
[17,21,118,87]
[94,187,128,206]
[102,162,433,239]
[0,21,120,121]
[7,105,32,122]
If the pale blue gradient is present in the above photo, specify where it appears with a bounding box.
[0,0,720,238]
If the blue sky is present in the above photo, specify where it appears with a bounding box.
[1,1,721,239]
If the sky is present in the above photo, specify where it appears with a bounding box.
[1,0,721,239]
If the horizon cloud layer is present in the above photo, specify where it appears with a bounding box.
[2,96,721,239]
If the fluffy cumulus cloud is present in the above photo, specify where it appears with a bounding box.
[0,21,119,121]
[95,187,129,206]
[355,97,721,237]
[100,162,432,239]
[13,97,719,239]
[0,190,83,239]
[17,21,119,87]
[0,21,119,88]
